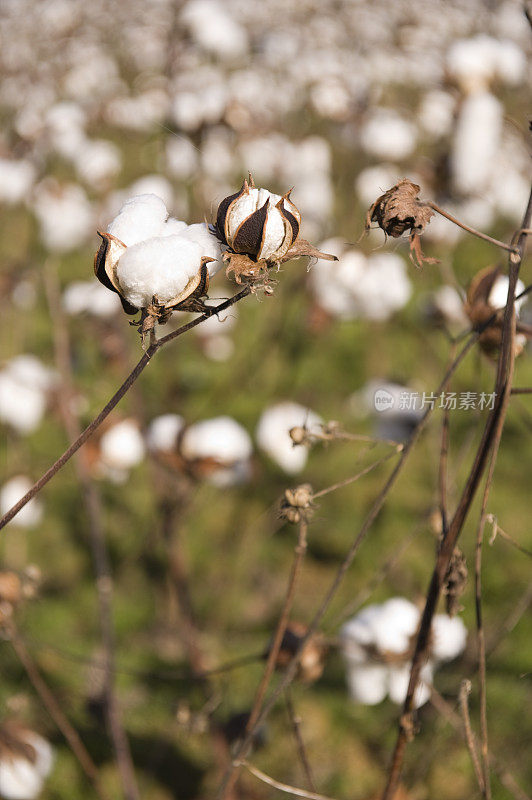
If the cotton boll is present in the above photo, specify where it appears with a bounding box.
[310,78,352,121]
[488,276,526,314]
[32,181,94,252]
[74,139,121,188]
[359,254,412,321]
[491,165,530,223]
[360,109,417,161]
[107,194,169,247]
[0,159,36,204]
[7,356,55,392]
[116,235,204,309]
[451,92,502,196]
[371,598,420,655]
[0,730,54,800]
[256,402,322,474]
[128,177,174,211]
[340,605,382,663]
[171,92,204,132]
[418,91,456,139]
[181,416,252,464]
[99,420,145,472]
[346,663,389,705]
[166,136,198,180]
[146,414,185,452]
[492,40,526,86]
[62,280,121,318]
[431,615,467,662]
[181,0,248,61]
[0,477,43,527]
[0,374,47,435]
[429,285,468,328]
[388,661,433,708]
[355,165,401,208]
[179,223,223,276]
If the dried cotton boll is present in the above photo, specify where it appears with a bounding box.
[0,726,54,800]
[146,414,185,453]
[0,477,43,528]
[256,402,322,474]
[450,91,502,196]
[359,109,417,161]
[99,420,145,472]
[431,614,467,662]
[0,159,36,205]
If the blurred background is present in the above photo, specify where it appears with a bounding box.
[0,0,531,798]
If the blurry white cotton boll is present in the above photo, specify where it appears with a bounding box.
[166,136,198,180]
[0,356,55,435]
[310,78,352,121]
[180,416,253,487]
[0,159,36,204]
[98,420,145,483]
[450,91,502,196]
[74,140,121,189]
[431,614,468,662]
[447,36,526,92]
[387,661,433,708]
[346,663,389,705]
[146,414,185,453]
[256,402,322,474]
[418,90,456,139]
[181,0,248,60]
[45,102,86,159]
[354,165,401,208]
[128,177,174,211]
[0,727,54,799]
[105,90,168,132]
[488,276,526,314]
[359,109,417,161]
[428,285,468,328]
[62,280,121,318]
[200,127,237,181]
[0,477,43,528]
[32,180,94,252]
[371,597,420,654]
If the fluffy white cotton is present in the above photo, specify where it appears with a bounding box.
[146,414,185,452]
[447,36,526,91]
[429,286,468,328]
[418,91,456,139]
[359,109,417,160]
[74,139,121,187]
[181,416,252,463]
[451,92,502,195]
[431,614,468,662]
[0,356,55,435]
[116,236,205,309]
[0,159,36,204]
[0,476,43,527]
[128,177,175,210]
[181,0,248,61]
[32,181,94,252]
[371,598,420,654]
[62,280,121,318]
[6,356,55,392]
[166,136,198,179]
[488,276,526,314]
[256,402,322,474]
[0,730,54,800]
[99,420,145,472]
[346,663,389,705]
[107,194,169,246]
[387,662,433,708]
[180,223,223,266]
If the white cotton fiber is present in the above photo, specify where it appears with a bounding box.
[180,223,223,275]
[431,614,467,662]
[180,416,252,463]
[116,236,204,309]
[99,420,145,471]
[256,402,322,474]
[146,414,185,452]
[107,194,169,246]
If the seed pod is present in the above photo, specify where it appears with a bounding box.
[270,621,327,684]
[215,175,301,263]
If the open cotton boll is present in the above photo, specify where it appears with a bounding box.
[74,139,121,188]
[0,374,47,435]
[488,276,526,314]
[359,109,417,161]
[107,194,169,247]
[115,236,204,309]
[180,223,223,275]
[146,414,185,453]
[371,598,420,654]
[431,614,467,662]
[180,416,252,464]
[6,356,55,393]
[340,605,382,663]
[0,731,54,800]
[388,661,433,708]
[63,280,121,317]
[346,663,389,705]
[0,477,42,527]
[256,402,322,474]
[32,181,94,252]
[451,92,502,196]
[99,420,145,471]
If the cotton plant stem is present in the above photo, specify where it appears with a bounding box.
[312,449,401,500]
[44,263,140,800]
[239,760,338,800]
[427,201,518,254]
[430,689,531,800]
[9,626,109,800]
[217,332,478,800]
[285,687,317,793]
[381,186,532,800]
[0,286,251,532]
[459,680,485,794]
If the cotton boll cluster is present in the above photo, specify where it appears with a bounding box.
[256,403,322,474]
[0,356,56,435]
[0,725,54,800]
[0,477,43,528]
[103,194,222,311]
[62,280,122,318]
[180,416,253,487]
[309,241,412,322]
[340,598,467,707]
[96,419,146,484]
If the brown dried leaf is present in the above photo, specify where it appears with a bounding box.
[283,238,338,262]
[366,178,434,239]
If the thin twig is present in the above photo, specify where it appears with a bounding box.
[486,578,532,658]
[285,687,317,793]
[9,625,109,800]
[239,760,338,800]
[44,263,140,800]
[0,286,251,532]
[459,680,485,794]
[510,387,532,395]
[312,448,401,499]
[427,201,518,254]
